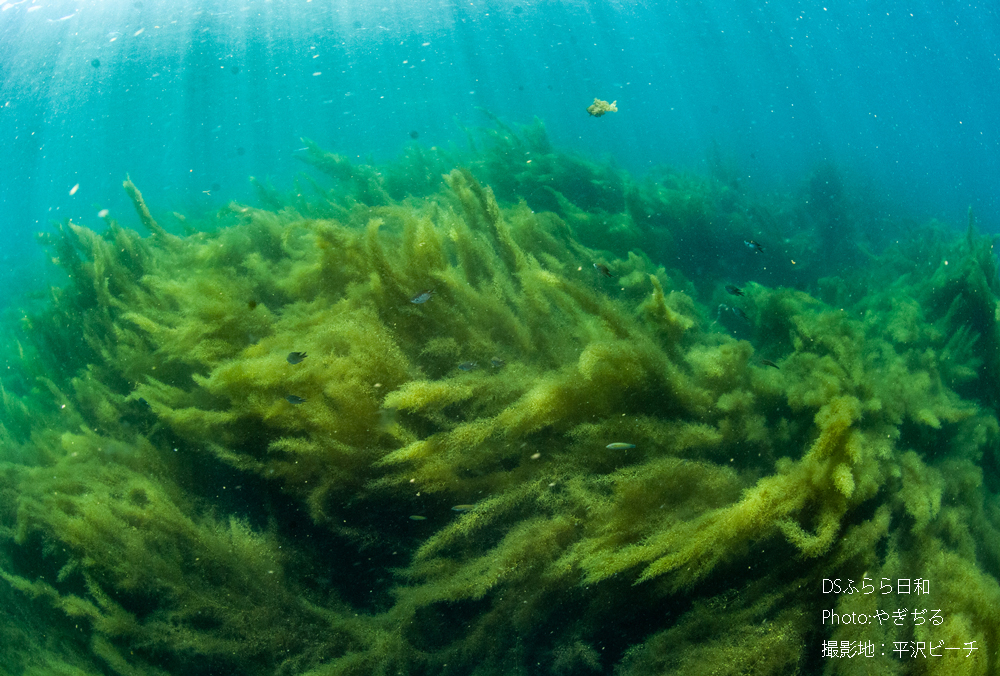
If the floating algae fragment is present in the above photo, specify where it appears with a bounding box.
[586,98,618,117]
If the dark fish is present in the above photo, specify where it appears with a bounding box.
[247,299,258,310]
[458,361,478,371]
[731,306,749,320]
[285,395,307,404]
[761,359,779,369]
[91,58,101,68]
[410,289,434,304]
[490,357,505,368]
[744,239,764,254]
[409,130,419,139]
[287,351,307,364]
[725,285,744,297]
[594,263,612,278]
[230,65,240,74]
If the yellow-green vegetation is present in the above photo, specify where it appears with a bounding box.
[0,120,999,675]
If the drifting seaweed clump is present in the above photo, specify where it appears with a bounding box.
[0,122,998,675]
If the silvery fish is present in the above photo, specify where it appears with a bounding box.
[744,239,764,254]
[458,361,478,371]
[285,395,307,404]
[606,442,636,450]
[410,289,435,304]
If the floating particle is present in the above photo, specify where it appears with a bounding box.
[69,183,79,195]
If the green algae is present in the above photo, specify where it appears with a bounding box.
[0,119,998,675]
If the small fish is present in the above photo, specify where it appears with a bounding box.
[247,299,258,310]
[744,239,764,254]
[285,395,307,404]
[730,306,750,321]
[451,504,476,512]
[761,359,779,369]
[725,284,744,297]
[410,289,435,304]
[409,515,427,521]
[606,442,636,450]
[594,263,612,278]
[490,357,505,368]
[287,351,307,364]
[458,361,478,371]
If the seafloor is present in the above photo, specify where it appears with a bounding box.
[1,119,998,676]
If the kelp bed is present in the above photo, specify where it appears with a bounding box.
[1,120,999,676]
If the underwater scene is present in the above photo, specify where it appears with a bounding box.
[1,1,999,675]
